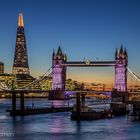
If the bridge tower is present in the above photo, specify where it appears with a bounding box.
[115,45,128,92]
[52,46,67,91]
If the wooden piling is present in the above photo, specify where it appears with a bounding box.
[76,92,81,120]
[12,91,16,115]
[20,93,24,115]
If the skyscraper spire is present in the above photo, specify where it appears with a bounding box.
[18,13,24,27]
[12,13,30,75]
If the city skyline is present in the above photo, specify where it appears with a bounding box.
[0,0,140,84]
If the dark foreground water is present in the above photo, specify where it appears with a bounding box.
[0,98,140,140]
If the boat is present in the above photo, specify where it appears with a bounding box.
[71,105,113,120]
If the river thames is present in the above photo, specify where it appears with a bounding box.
[0,98,140,140]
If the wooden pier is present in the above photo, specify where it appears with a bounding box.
[8,90,73,116]
[7,106,73,116]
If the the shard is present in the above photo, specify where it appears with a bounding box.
[12,13,30,75]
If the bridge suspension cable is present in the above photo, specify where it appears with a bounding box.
[127,67,140,82]
[22,67,52,89]
[0,83,5,90]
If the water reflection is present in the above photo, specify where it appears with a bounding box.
[0,99,140,140]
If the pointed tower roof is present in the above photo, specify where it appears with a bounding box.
[18,13,24,27]
[57,45,62,55]
[124,48,128,56]
[63,53,67,61]
[120,45,123,53]
[52,49,55,57]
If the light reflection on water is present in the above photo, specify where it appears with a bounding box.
[0,98,140,140]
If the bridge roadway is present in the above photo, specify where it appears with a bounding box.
[61,61,115,67]
[0,89,112,94]
[1,88,139,95]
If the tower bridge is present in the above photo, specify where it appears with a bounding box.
[52,45,128,95]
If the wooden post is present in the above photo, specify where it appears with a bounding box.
[76,92,81,120]
[20,93,24,115]
[81,94,85,106]
[12,91,16,115]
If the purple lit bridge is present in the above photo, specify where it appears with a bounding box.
[51,46,128,99]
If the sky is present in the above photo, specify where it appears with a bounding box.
[0,0,140,84]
